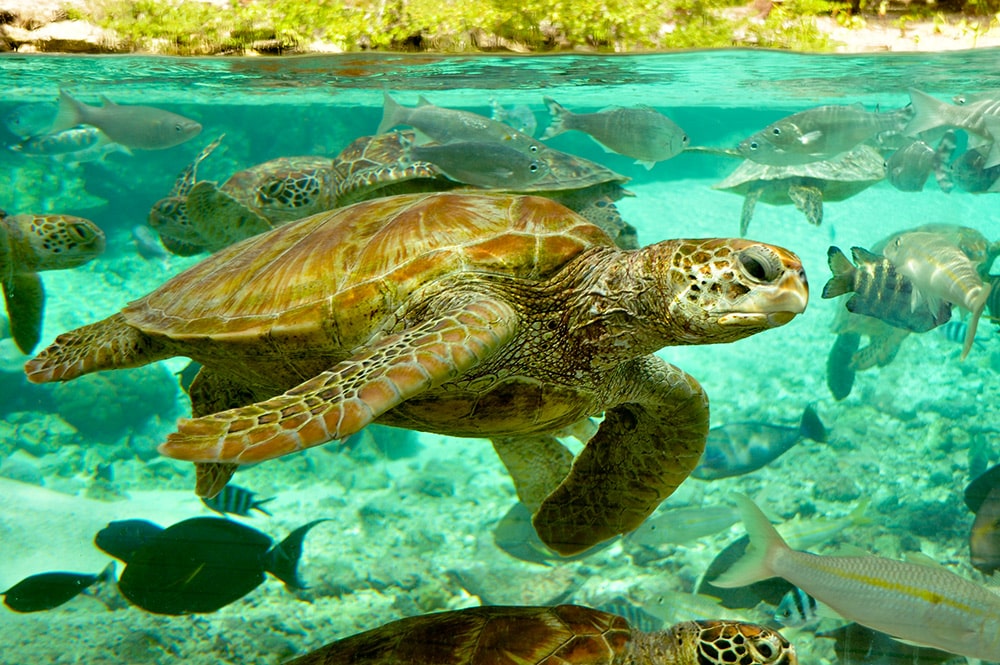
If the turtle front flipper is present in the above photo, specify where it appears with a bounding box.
[186,180,273,252]
[3,271,45,354]
[160,299,519,467]
[787,183,824,225]
[533,356,708,556]
[493,435,574,514]
[25,312,171,383]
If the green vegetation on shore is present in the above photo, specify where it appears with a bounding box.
[69,0,836,54]
[61,0,1000,54]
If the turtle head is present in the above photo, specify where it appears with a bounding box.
[684,620,796,665]
[17,214,106,272]
[645,238,808,345]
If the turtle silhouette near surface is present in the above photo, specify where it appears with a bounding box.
[26,192,807,555]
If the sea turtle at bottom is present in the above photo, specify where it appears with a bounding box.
[1,210,105,354]
[283,604,796,665]
[25,192,807,555]
[151,131,638,255]
[713,144,886,236]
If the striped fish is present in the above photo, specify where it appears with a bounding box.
[201,484,274,517]
[713,494,1000,661]
[773,588,821,627]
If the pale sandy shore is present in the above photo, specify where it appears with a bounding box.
[2,0,1000,54]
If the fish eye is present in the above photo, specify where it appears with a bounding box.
[738,245,783,283]
[749,141,759,151]
[529,162,540,173]
[682,134,690,144]
[175,123,184,132]
[529,144,539,153]
[771,127,781,136]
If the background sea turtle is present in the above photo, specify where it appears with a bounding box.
[26,192,807,555]
[713,144,887,236]
[283,604,796,665]
[150,131,638,255]
[1,210,105,354]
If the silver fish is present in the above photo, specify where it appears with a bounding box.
[627,504,740,546]
[131,225,170,261]
[4,102,57,139]
[691,405,826,480]
[883,231,991,359]
[10,126,115,157]
[905,88,1000,166]
[739,103,906,166]
[403,136,549,189]
[886,132,956,192]
[714,494,1000,662]
[949,146,1000,192]
[49,90,202,151]
[490,99,537,137]
[542,97,688,169]
[378,92,544,155]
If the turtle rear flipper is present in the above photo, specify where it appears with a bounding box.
[24,312,170,383]
[4,272,45,354]
[160,298,519,466]
[187,180,273,252]
[533,356,708,556]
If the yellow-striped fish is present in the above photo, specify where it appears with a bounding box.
[712,494,1000,661]
[883,230,991,360]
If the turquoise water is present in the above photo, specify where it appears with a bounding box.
[1,49,998,664]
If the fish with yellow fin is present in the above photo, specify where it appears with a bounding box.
[964,463,1000,575]
[712,494,1000,661]
[883,230,992,359]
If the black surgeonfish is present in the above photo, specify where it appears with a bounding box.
[818,622,955,665]
[823,245,952,333]
[964,463,1000,574]
[691,405,827,480]
[3,562,115,613]
[96,516,327,614]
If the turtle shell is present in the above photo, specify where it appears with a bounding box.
[124,192,613,346]
[713,143,886,204]
[286,605,632,665]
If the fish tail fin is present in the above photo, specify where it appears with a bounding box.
[933,129,957,193]
[821,246,855,299]
[904,89,950,137]
[252,496,276,516]
[961,281,992,360]
[710,494,789,588]
[264,519,329,589]
[799,404,827,443]
[49,89,86,135]
[377,92,405,135]
[541,96,570,139]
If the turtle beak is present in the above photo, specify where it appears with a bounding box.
[719,253,809,328]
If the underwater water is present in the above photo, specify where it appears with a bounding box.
[1,47,999,664]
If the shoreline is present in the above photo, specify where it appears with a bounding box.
[2,0,1000,55]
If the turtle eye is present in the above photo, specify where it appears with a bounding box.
[738,245,783,283]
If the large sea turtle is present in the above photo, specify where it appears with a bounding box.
[1,211,105,354]
[713,144,886,236]
[26,192,807,555]
[149,131,637,254]
[284,604,796,665]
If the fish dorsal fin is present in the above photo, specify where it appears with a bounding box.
[830,544,872,557]
[850,246,883,263]
[99,95,118,107]
[416,95,434,107]
[902,551,945,568]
